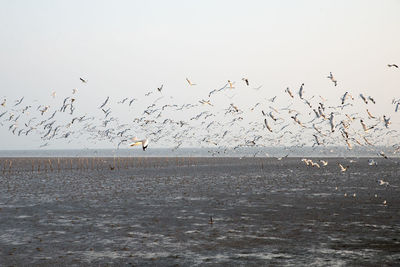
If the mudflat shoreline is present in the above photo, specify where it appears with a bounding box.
[1,157,399,265]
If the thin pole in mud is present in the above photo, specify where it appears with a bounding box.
[70,159,73,172]
[8,160,12,174]
[49,159,53,172]
[31,159,34,173]
[38,160,41,173]
[57,158,60,172]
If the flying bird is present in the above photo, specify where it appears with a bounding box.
[99,96,109,109]
[186,78,196,86]
[298,83,305,99]
[285,87,294,98]
[79,77,87,83]
[338,163,348,172]
[242,78,249,86]
[227,80,235,89]
[378,179,389,186]
[129,137,149,151]
[388,64,398,68]
[327,72,337,86]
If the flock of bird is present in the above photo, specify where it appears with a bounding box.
[1,65,399,165]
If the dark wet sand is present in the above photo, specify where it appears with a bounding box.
[0,157,400,266]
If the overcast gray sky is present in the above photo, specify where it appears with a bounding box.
[1,0,399,150]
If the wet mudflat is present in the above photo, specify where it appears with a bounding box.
[0,157,399,266]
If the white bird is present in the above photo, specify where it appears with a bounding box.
[186,78,196,86]
[366,109,375,119]
[298,83,305,99]
[320,160,328,166]
[341,92,354,105]
[129,137,149,151]
[383,115,391,128]
[360,94,368,104]
[264,118,272,132]
[199,99,213,106]
[327,72,337,86]
[99,96,109,109]
[338,163,348,172]
[285,87,294,98]
[378,179,389,186]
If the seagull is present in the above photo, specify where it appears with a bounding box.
[338,163,348,172]
[285,87,294,98]
[118,98,128,104]
[242,78,249,86]
[72,88,78,94]
[320,160,328,166]
[227,80,235,89]
[360,94,368,104]
[79,77,87,83]
[360,119,374,132]
[129,98,137,106]
[366,109,376,119]
[327,72,337,86]
[99,96,109,109]
[199,99,213,106]
[379,151,388,159]
[129,137,149,151]
[157,84,163,93]
[264,118,272,132]
[51,91,56,98]
[368,96,376,104]
[378,179,389,186]
[186,78,196,86]
[298,83,305,99]
[341,92,354,105]
[388,64,399,68]
[383,115,391,128]
[14,97,24,106]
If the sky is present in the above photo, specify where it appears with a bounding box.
[0,0,399,150]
